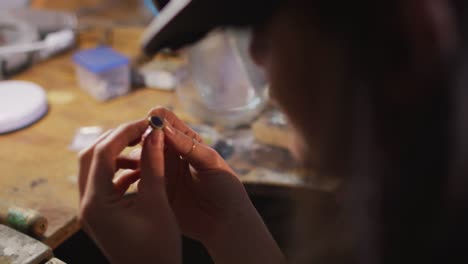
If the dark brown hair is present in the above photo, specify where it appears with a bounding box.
[256,0,468,263]
[290,1,468,263]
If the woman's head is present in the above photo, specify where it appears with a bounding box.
[248,0,459,173]
[248,0,468,263]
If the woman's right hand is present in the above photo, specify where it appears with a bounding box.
[147,107,285,264]
[77,119,181,264]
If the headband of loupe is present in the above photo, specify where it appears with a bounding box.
[141,0,280,55]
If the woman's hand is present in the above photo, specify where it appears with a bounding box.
[147,108,285,264]
[78,119,181,264]
[146,108,250,241]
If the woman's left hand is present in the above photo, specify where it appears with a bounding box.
[78,119,181,264]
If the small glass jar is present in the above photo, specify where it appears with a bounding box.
[177,28,268,128]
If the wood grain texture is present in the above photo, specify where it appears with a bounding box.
[0,225,53,264]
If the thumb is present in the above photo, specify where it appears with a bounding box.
[139,129,165,194]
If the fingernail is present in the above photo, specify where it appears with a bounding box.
[148,116,165,130]
[141,127,152,142]
[164,123,175,136]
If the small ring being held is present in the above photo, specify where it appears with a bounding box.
[148,116,165,130]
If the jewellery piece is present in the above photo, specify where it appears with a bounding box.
[180,137,197,160]
[148,116,164,129]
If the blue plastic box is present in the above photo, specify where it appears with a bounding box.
[73,46,130,101]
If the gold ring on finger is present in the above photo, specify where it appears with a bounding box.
[180,138,197,160]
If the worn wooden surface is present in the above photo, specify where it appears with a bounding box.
[0,8,312,251]
[0,225,53,264]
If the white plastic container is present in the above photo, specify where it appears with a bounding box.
[73,46,130,101]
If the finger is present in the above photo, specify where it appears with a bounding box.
[163,122,227,171]
[139,129,166,196]
[87,119,149,198]
[114,169,141,196]
[147,107,202,143]
[164,147,187,202]
[129,137,142,147]
[139,127,152,146]
[97,119,148,159]
[116,156,140,171]
[78,129,113,201]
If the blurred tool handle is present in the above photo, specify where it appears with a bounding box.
[0,201,48,239]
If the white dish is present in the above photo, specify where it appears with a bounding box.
[0,80,48,134]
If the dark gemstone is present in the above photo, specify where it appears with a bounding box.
[150,116,164,128]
